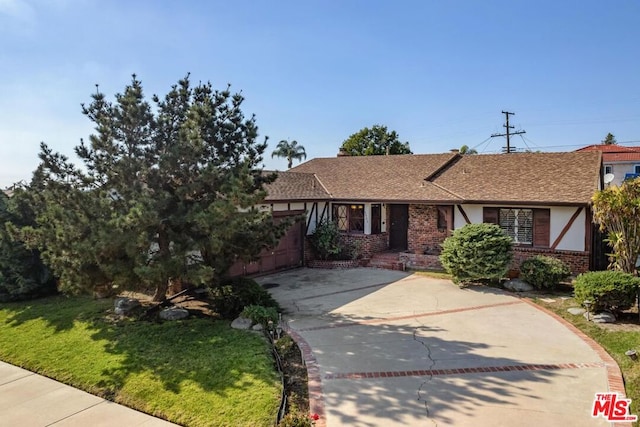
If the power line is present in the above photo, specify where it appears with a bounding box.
[490,111,526,153]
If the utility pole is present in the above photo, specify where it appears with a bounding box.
[491,111,526,153]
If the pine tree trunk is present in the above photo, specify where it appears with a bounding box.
[152,228,171,302]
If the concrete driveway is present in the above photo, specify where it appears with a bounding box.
[257,268,629,427]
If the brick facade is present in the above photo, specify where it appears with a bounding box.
[339,232,389,259]
[407,205,450,255]
[398,247,590,275]
[511,247,590,275]
[304,232,389,263]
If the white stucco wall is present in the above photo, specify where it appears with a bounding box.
[454,204,586,251]
[604,162,640,187]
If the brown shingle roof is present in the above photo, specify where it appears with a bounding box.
[264,172,330,201]
[430,152,602,205]
[290,153,461,202]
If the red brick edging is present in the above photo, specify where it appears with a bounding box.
[324,361,604,380]
[284,326,326,427]
[523,298,633,427]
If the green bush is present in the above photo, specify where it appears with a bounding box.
[241,304,278,327]
[209,277,279,319]
[308,219,342,260]
[520,255,571,289]
[439,223,513,284]
[573,271,640,313]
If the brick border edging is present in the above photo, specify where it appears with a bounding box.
[283,326,327,427]
[522,298,633,427]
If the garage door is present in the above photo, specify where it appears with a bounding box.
[228,210,304,277]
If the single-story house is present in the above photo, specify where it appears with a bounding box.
[256,151,606,275]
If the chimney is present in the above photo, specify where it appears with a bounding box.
[450,149,460,154]
[337,148,349,157]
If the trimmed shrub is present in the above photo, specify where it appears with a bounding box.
[439,223,513,284]
[241,305,279,327]
[520,255,571,290]
[308,219,342,260]
[573,271,640,313]
[209,277,279,319]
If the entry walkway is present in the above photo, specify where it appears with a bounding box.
[0,361,179,427]
[258,268,630,427]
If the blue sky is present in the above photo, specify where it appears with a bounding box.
[1,1,639,187]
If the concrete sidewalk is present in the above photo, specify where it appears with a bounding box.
[258,268,629,427]
[0,361,179,427]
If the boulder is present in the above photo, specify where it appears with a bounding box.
[159,307,189,321]
[114,297,141,315]
[584,311,616,323]
[503,279,534,292]
[231,316,253,330]
[252,323,264,331]
[567,307,586,315]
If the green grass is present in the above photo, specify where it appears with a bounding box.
[535,297,640,425]
[0,295,281,427]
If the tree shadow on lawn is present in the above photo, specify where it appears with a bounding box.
[1,295,277,400]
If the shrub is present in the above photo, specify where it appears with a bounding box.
[241,304,278,327]
[439,223,513,284]
[573,271,640,313]
[209,277,279,319]
[520,256,571,290]
[308,219,342,260]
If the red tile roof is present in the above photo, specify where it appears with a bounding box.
[576,144,640,162]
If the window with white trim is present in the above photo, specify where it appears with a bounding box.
[634,165,640,174]
[499,208,533,244]
[604,165,613,175]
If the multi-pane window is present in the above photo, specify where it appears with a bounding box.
[499,208,533,244]
[332,204,364,233]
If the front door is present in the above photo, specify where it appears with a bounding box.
[389,204,408,250]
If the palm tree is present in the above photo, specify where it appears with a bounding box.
[271,139,307,169]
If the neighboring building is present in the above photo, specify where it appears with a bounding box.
[576,144,640,187]
[262,151,604,275]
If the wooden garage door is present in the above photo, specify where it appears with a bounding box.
[228,210,304,277]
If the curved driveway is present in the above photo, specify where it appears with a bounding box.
[258,268,628,427]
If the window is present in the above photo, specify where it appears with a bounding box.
[437,205,453,231]
[371,204,382,234]
[483,207,550,247]
[332,204,364,233]
[635,165,640,174]
[604,165,613,175]
[499,209,533,244]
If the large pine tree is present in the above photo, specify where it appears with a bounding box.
[18,75,290,301]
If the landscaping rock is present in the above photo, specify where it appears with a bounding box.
[231,316,253,330]
[159,307,189,321]
[584,311,616,323]
[503,279,534,292]
[252,323,264,331]
[114,297,141,315]
[568,307,586,315]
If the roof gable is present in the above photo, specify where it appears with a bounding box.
[430,152,602,205]
[290,153,461,202]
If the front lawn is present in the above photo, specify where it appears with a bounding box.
[535,296,640,425]
[0,295,281,427]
